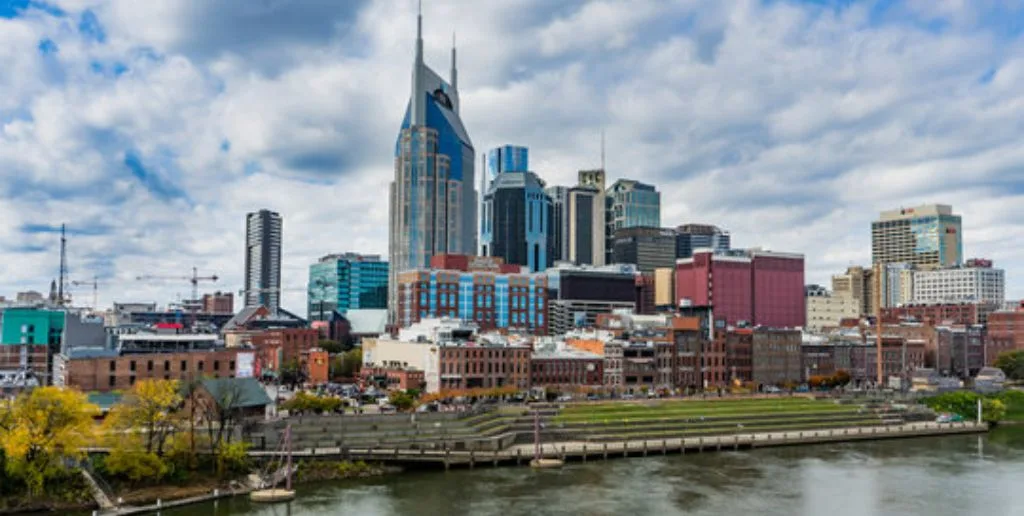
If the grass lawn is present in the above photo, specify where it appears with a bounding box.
[554,398,858,424]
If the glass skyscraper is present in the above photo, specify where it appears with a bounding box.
[675,224,731,258]
[872,204,962,268]
[244,209,282,312]
[389,10,476,323]
[308,253,389,321]
[486,145,529,179]
[480,162,552,273]
[605,179,660,263]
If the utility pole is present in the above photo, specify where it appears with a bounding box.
[874,263,883,387]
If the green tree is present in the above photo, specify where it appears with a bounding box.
[338,348,363,378]
[994,350,1024,380]
[103,379,182,455]
[103,447,169,484]
[923,391,1006,424]
[388,391,416,412]
[318,339,344,354]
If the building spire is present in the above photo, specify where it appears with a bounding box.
[411,0,425,126]
[600,129,606,170]
[450,31,459,113]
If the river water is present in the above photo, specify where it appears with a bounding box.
[168,427,1024,516]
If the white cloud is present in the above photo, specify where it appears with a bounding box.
[0,0,1022,313]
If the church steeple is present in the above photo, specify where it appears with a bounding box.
[410,0,426,126]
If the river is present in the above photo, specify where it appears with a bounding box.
[167,427,1024,516]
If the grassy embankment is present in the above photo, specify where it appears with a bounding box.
[550,397,889,441]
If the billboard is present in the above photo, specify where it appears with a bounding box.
[236,352,255,378]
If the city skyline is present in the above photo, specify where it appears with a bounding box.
[1,0,1023,311]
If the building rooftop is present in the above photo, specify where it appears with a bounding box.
[199,377,271,408]
[345,309,388,335]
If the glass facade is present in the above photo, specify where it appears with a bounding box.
[605,179,660,263]
[389,13,476,323]
[486,145,529,179]
[481,169,552,272]
[308,253,388,320]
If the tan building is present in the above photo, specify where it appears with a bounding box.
[805,287,860,332]
[872,204,962,268]
[654,267,674,308]
[832,265,875,316]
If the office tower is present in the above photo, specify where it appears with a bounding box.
[546,186,569,262]
[611,226,676,272]
[910,259,1005,305]
[389,9,476,323]
[485,145,529,179]
[577,170,606,266]
[481,169,552,272]
[308,253,389,321]
[675,249,805,328]
[872,204,962,268]
[832,265,874,317]
[605,179,660,263]
[567,186,602,266]
[244,209,283,312]
[675,224,731,259]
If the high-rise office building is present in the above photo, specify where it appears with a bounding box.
[546,186,570,263]
[480,168,552,273]
[244,209,282,312]
[611,226,676,272]
[872,204,962,268]
[308,253,389,321]
[485,145,529,178]
[389,10,476,323]
[605,179,660,263]
[567,185,603,266]
[675,224,731,259]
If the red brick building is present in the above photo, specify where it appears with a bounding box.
[202,292,234,314]
[303,349,330,385]
[986,308,1024,366]
[675,249,805,328]
[437,344,531,391]
[530,350,604,388]
[59,349,254,392]
[360,367,426,391]
[250,328,319,368]
[882,302,998,326]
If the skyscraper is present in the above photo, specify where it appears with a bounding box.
[546,186,570,263]
[485,145,529,178]
[480,164,552,273]
[389,8,476,323]
[605,179,660,263]
[244,209,283,312]
[871,204,962,268]
[611,226,676,272]
[308,253,389,321]
[574,170,606,266]
[675,224,731,259]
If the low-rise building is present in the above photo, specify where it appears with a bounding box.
[805,285,860,333]
[986,307,1024,366]
[751,329,802,386]
[57,348,256,392]
[530,342,603,389]
[360,367,426,391]
[882,302,999,326]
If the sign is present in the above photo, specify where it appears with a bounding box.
[468,256,501,272]
[236,352,255,378]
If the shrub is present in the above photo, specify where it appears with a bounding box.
[103,448,169,484]
[216,441,250,477]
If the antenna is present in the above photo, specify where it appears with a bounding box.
[58,223,67,307]
[600,129,605,170]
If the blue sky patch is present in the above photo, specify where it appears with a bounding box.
[37,38,58,55]
[78,9,105,43]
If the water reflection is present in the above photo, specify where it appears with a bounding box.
[160,432,1024,516]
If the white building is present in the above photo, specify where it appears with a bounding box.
[805,286,860,333]
[911,263,1005,305]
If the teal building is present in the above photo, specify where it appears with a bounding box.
[308,253,389,321]
[0,308,65,346]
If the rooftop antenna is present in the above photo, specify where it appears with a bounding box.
[58,223,67,307]
[600,129,606,171]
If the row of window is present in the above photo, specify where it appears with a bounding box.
[109,359,236,373]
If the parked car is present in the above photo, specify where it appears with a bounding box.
[586,394,600,401]
[764,386,782,394]
[621,394,635,400]
[557,394,573,402]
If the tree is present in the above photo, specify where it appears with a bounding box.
[318,339,345,355]
[281,358,307,388]
[0,387,98,495]
[924,391,1006,424]
[104,379,182,455]
[388,391,416,412]
[338,348,362,379]
[831,370,852,387]
[994,350,1024,381]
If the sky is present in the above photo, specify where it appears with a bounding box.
[0,0,1022,313]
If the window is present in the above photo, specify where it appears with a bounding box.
[109,375,116,387]
[230,360,236,370]
[130,360,137,372]
[214,360,220,371]
[164,360,170,371]
[147,360,154,372]
[181,360,188,371]
[109,360,116,372]
[198,361,204,371]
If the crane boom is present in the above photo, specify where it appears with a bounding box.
[136,266,218,328]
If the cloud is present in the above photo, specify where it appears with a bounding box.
[0,0,1022,313]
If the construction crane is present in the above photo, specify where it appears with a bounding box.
[136,267,219,327]
[239,281,329,318]
[69,276,100,310]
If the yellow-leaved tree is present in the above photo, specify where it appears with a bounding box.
[102,379,182,483]
[0,387,98,495]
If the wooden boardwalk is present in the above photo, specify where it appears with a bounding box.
[248,421,987,469]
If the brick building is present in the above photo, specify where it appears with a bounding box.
[751,329,802,386]
[675,249,805,328]
[438,344,531,391]
[986,308,1024,366]
[720,329,753,384]
[396,254,548,335]
[882,302,999,326]
[530,345,604,388]
[59,348,255,392]
[250,328,319,370]
[935,325,986,378]
[360,367,426,391]
[202,292,235,314]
